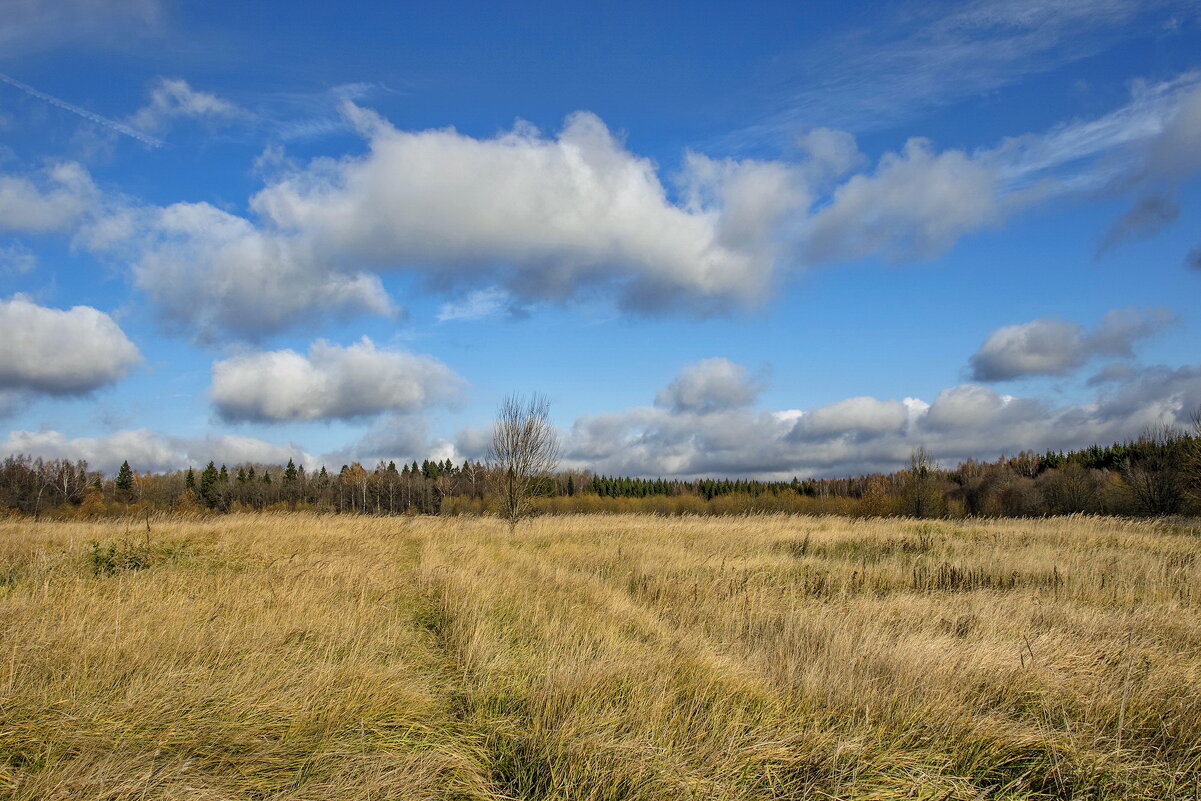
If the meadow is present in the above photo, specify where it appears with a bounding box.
[1,512,1199,800]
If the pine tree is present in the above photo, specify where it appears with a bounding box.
[185,467,196,490]
[284,458,298,482]
[219,464,228,482]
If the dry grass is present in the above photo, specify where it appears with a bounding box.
[1,513,1199,800]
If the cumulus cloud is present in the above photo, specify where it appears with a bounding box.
[801,138,1002,263]
[0,162,97,234]
[1145,82,1201,179]
[0,427,313,475]
[319,412,463,468]
[49,78,1201,339]
[1097,193,1180,254]
[0,295,141,395]
[128,78,247,134]
[132,202,394,341]
[654,357,764,414]
[2,428,178,473]
[248,107,804,312]
[211,337,464,422]
[791,396,909,441]
[968,308,1173,381]
[182,434,314,470]
[795,127,865,182]
[553,357,1201,479]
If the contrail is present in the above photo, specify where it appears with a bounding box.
[0,72,163,148]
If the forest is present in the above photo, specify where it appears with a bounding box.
[2,424,1198,519]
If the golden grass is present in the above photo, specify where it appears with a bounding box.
[1,513,1199,799]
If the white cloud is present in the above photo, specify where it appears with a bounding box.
[0,162,97,234]
[969,308,1173,381]
[551,355,1201,479]
[0,427,313,474]
[181,434,314,470]
[250,107,803,311]
[128,78,247,134]
[1,428,178,474]
[51,74,1201,339]
[795,127,866,182]
[437,287,511,322]
[0,295,141,395]
[0,242,36,274]
[211,337,465,422]
[132,201,394,341]
[320,412,458,468]
[792,396,909,440]
[654,357,764,414]
[802,138,1002,263]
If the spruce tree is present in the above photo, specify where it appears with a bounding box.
[185,467,196,490]
[115,460,134,493]
[199,461,219,506]
[284,458,298,482]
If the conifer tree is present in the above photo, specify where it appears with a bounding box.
[115,460,134,493]
[199,461,219,506]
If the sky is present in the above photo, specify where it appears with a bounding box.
[1,0,1200,479]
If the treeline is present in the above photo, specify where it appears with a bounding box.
[2,426,1198,519]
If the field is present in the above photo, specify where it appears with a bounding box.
[2,513,1200,800]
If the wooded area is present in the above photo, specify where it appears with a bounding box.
[3,423,1198,519]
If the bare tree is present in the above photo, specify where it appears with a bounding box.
[1120,423,1188,515]
[902,446,944,518]
[488,393,560,530]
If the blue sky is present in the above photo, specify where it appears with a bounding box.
[1,0,1199,478]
